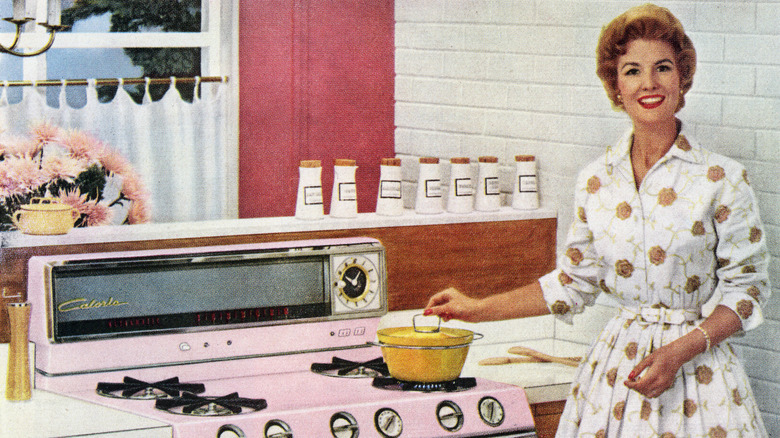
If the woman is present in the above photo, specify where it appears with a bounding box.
[425,4,770,437]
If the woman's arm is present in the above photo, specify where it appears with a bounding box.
[424,281,551,323]
[623,304,743,398]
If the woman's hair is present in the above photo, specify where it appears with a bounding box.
[596,3,696,112]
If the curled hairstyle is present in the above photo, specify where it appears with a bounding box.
[596,3,696,112]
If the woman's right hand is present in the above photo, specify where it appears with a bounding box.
[423,287,483,322]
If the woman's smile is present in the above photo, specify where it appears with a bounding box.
[638,94,665,109]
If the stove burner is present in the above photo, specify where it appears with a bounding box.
[96,377,206,400]
[311,356,390,378]
[372,377,477,393]
[155,392,268,416]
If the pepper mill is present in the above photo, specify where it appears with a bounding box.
[6,302,31,401]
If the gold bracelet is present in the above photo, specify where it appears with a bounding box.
[695,326,711,352]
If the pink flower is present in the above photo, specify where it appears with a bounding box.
[99,150,134,176]
[61,129,105,161]
[31,122,61,147]
[56,188,113,227]
[42,155,87,181]
[0,156,49,197]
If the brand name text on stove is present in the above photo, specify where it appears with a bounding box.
[58,297,129,312]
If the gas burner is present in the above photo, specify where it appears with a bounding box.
[311,356,390,378]
[96,377,206,400]
[155,392,268,416]
[372,377,477,393]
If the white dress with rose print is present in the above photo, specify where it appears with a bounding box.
[539,126,771,437]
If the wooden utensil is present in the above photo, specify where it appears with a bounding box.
[508,346,582,367]
[478,356,547,366]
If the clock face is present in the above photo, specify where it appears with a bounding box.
[333,254,380,312]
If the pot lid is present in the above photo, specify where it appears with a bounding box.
[19,198,72,211]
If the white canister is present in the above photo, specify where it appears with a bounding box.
[295,160,324,220]
[330,159,358,218]
[447,157,473,214]
[475,156,500,212]
[512,155,539,210]
[376,157,403,216]
[415,157,443,214]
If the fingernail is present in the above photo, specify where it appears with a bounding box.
[423,309,432,316]
[628,371,636,380]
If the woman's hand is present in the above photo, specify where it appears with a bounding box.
[623,343,687,398]
[423,287,483,322]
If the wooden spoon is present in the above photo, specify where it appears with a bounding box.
[478,356,546,366]
[507,346,582,367]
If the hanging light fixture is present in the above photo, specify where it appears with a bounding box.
[1,0,68,57]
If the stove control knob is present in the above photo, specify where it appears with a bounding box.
[436,401,464,432]
[478,396,505,427]
[375,408,403,438]
[217,424,245,438]
[330,411,359,438]
[265,420,293,438]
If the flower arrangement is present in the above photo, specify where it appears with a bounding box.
[0,122,150,231]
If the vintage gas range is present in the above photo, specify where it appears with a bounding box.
[27,237,537,437]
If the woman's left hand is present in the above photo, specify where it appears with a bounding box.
[623,343,686,398]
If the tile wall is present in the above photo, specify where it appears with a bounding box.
[394,0,779,433]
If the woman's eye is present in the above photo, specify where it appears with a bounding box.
[624,68,640,76]
[658,65,672,72]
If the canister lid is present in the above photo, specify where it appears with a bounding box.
[515,155,535,162]
[419,157,439,164]
[299,160,321,168]
[450,157,470,164]
[478,156,498,163]
[381,158,401,166]
[334,159,356,166]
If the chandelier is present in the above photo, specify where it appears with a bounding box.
[1,0,68,57]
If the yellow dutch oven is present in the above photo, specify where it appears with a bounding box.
[12,198,80,235]
[375,315,482,383]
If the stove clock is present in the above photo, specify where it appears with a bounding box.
[332,252,381,313]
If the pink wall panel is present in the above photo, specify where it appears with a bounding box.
[239,1,394,218]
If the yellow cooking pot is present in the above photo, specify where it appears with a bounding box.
[12,198,79,235]
[375,315,482,383]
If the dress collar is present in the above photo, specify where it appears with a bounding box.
[605,122,703,169]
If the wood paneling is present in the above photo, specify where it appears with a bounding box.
[0,218,556,343]
[532,400,566,438]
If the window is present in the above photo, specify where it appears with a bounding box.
[0,0,236,107]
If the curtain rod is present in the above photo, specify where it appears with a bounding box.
[3,76,228,87]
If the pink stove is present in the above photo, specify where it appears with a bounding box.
[26,237,537,437]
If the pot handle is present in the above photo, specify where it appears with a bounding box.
[413,313,441,333]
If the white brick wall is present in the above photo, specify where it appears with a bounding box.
[395,0,780,432]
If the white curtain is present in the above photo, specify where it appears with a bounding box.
[0,78,232,223]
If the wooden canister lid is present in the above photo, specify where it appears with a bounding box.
[381,158,401,166]
[515,155,535,162]
[419,157,439,164]
[450,157,470,164]
[299,160,321,168]
[334,159,356,166]
[478,156,498,163]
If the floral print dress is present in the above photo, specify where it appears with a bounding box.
[539,125,771,437]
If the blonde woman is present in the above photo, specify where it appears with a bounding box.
[425,4,770,436]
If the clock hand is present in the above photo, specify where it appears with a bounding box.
[345,273,359,286]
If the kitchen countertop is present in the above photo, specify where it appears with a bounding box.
[1,344,171,438]
[464,338,589,404]
[0,206,556,248]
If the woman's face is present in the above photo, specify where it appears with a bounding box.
[617,39,681,128]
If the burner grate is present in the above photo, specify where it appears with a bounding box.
[96,377,206,400]
[311,356,390,378]
[372,377,477,393]
[155,392,268,416]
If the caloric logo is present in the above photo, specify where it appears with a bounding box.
[58,297,129,312]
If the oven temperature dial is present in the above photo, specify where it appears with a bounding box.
[375,408,403,437]
[437,400,464,432]
[264,419,292,438]
[333,254,380,311]
[478,396,505,427]
[217,424,246,438]
[330,411,359,438]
